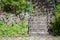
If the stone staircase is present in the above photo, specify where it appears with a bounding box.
[29,14,49,36]
[29,13,55,36]
[29,0,55,36]
[32,0,54,13]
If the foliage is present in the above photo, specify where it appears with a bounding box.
[0,20,28,37]
[51,4,60,36]
[1,0,32,15]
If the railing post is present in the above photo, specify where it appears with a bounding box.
[28,0,32,35]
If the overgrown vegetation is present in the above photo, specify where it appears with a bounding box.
[1,0,33,15]
[0,20,28,37]
[51,4,60,36]
[0,0,30,37]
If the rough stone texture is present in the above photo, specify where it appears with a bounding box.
[32,0,54,13]
[0,12,29,25]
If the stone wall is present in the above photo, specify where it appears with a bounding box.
[0,12,29,25]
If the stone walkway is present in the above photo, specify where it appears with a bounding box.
[0,36,60,40]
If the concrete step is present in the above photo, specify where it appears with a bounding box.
[29,31,49,36]
[29,29,48,35]
[29,26,47,29]
[29,29,48,31]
